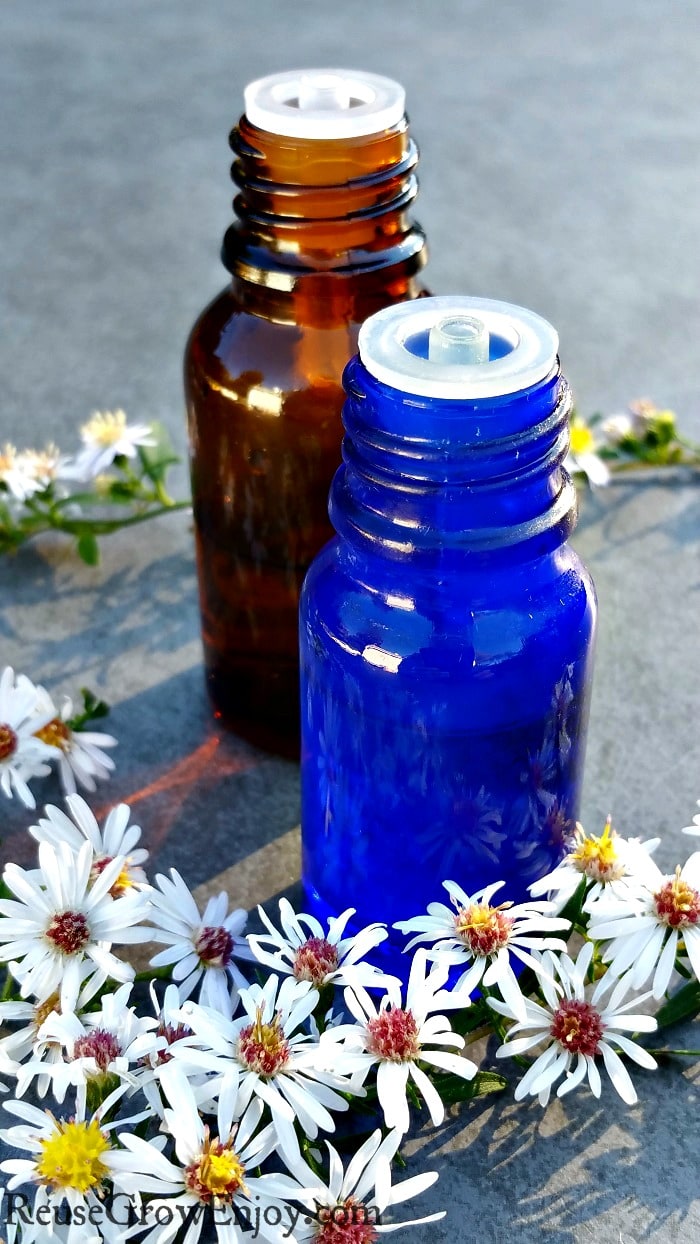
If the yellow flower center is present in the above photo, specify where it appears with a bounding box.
[569,817,623,882]
[184,1133,247,1204]
[81,410,128,447]
[33,991,61,1032]
[90,855,133,898]
[37,1118,110,1193]
[569,422,595,456]
[34,718,71,751]
[0,444,18,472]
[454,902,514,956]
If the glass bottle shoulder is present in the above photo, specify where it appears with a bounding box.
[301,538,597,674]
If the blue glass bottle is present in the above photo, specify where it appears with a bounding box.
[300,297,597,974]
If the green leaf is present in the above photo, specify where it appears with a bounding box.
[430,1069,507,1105]
[655,980,700,1029]
[67,687,111,731]
[136,422,180,485]
[76,531,100,565]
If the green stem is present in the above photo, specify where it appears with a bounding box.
[648,1048,700,1058]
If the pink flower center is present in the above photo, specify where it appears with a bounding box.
[550,998,604,1057]
[654,871,700,928]
[155,1019,193,1065]
[293,937,339,985]
[73,1029,122,1072]
[45,910,90,955]
[0,724,18,762]
[237,1009,291,1077]
[454,903,514,957]
[366,1007,420,1062]
[194,924,234,968]
[315,1197,378,1243]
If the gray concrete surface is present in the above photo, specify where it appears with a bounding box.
[1,2,700,1241]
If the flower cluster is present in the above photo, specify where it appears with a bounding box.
[0,412,187,564]
[565,398,700,487]
[0,784,699,1242]
[0,667,116,808]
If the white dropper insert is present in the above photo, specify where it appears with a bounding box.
[358,296,559,399]
[243,69,405,139]
[428,315,489,366]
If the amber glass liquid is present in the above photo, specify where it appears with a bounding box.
[185,118,427,757]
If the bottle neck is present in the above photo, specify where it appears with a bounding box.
[222,117,427,325]
[330,358,578,569]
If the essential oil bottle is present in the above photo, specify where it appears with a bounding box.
[300,296,597,972]
[185,70,428,755]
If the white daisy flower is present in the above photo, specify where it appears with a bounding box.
[0,1091,139,1242]
[682,799,700,837]
[148,870,251,1013]
[108,1062,287,1244]
[0,839,151,1010]
[136,982,202,1121]
[565,415,610,486]
[28,982,159,1109]
[491,942,657,1106]
[268,1127,445,1239]
[15,445,73,493]
[173,974,355,1143]
[248,899,397,993]
[73,409,156,479]
[588,853,700,999]
[31,688,117,796]
[321,950,477,1135]
[528,817,660,913]
[30,794,148,895]
[0,444,48,501]
[0,968,106,1098]
[395,879,569,1021]
[0,667,55,808]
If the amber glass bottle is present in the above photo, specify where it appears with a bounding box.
[185,70,428,756]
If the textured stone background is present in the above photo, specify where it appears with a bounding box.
[1,3,699,1241]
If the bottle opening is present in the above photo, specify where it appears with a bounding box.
[358,296,559,400]
[428,315,490,365]
[244,69,406,139]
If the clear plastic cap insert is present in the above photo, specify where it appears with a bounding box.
[243,69,405,139]
[358,296,559,399]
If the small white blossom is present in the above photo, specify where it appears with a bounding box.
[30,794,148,894]
[31,688,117,795]
[0,667,55,808]
[269,1127,446,1238]
[321,950,477,1135]
[174,974,356,1143]
[529,817,660,913]
[0,1092,138,1242]
[0,839,151,1010]
[29,982,159,1109]
[491,943,657,1106]
[0,968,105,1098]
[108,1063,289,1244]
[396,878,569,1021]
[149,870,251,1013]
[72,409,156,479]
[588,853,700,998]
[0,442,73,505]
[565,415,610,486]
[248,898,397,992]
